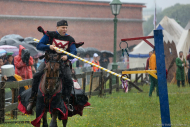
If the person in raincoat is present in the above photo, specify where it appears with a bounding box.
[14,45,33,80]
[14,45,33,93]
[176,51,188,87]
[149,50,158,97]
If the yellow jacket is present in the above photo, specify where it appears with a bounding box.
[149,53,157,70]
[14,74,29,90]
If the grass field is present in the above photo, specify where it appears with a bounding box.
[1,83,190,127]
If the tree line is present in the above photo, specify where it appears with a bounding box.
[143,4,190,36]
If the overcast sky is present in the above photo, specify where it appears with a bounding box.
[93,0,190,9]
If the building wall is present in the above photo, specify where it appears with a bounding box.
[0,1,143,19]
[0,0,144,52]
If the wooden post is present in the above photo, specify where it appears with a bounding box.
[11,88,18,119]
[104,74,106,91]
[129,74,131,79]
[154,30,171,127]
[116,75,119,92]
[101,72,105,96]
[135,74,138,83]
[145,72,147,80]
[99,71,104,97]
[0,81,5,124]
[14,89,18,119]
[141,74,143,84]
[109,75,112,94]
[11,89,14,119]
[99,71,102,96]
[82,73,86,92]
[89,72,93,98]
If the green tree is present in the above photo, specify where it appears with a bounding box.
[143,4,190,36]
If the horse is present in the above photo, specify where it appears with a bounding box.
[35,53,68,127]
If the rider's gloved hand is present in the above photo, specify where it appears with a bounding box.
[49,45,55,50]
[61,55,68,61]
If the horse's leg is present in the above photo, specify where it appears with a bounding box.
[43,111,48,127]
[49,110,58,127]
[62,119,68,127]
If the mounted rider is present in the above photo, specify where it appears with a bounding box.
[27,19,81,111]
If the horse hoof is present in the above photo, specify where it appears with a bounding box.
[43,123,48,127]
[49,121,57,127]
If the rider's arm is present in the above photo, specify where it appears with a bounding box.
[67,43,77,60]
[36,34,50,51]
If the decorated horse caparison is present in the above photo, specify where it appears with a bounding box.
[18,53,90,127]
[33,53,68,127]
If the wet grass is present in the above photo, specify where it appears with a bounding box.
[1,83,190,127]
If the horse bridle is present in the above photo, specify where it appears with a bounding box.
[45,54,61,94]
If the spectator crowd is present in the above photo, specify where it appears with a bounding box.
[0,45,40,94]
[145,49,190,97]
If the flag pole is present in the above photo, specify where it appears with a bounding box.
[153,0,157,30]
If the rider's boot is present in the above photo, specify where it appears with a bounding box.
[27,91,37,112]
[27,62,45,112]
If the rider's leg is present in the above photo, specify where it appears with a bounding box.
[61,65,74,112]
[61,65,73,101]
[27,62,45,111]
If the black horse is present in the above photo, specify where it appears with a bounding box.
[33,53,68,127]
[18,53,91,127]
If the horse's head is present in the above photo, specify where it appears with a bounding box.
[44,53,61,94]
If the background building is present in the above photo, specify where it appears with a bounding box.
[0,0,145,52]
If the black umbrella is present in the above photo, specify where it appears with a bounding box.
[76,47,85,56]
[101,50,113,57]
[24,37,39,47]
[24,37,35,42]
[1,34,24,41]
[84,47,101,57]
[0,39,42,57]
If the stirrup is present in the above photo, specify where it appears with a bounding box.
[67,104,73,112]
